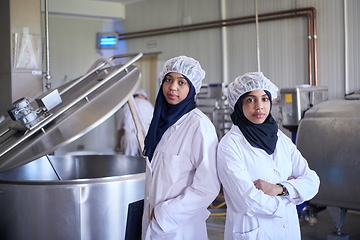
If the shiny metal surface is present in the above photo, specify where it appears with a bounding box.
[297,99,360,210]
[0,154,146,240]
[280,86,328,130]
[296,99,360,237]
[0,54,142,172]
[0,54,145,240]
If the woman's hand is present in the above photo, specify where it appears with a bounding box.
[254,179,283,196]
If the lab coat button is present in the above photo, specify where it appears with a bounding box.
[283,224,288,228]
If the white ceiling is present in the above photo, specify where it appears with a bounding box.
[90,0,147,5]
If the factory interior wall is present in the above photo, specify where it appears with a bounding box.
[39,0,359,153]
[44,15,124,154]
[124,0,360,99]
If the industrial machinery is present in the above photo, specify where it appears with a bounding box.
[296,98,360,240]
[0,53,146,240]
[280,85,328,134]
[197,83,232,139]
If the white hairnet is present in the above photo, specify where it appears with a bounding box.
[134,89,148,99]
[159,56,205,93]
[227,72,279,110]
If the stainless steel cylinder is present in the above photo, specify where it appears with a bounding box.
[297,99,360,209]
[0,154,146,240]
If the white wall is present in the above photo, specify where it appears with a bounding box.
[42,14,126,154]
[124,0,223,85]
[44,0,360,152]
[123,0,360,100]
[43,15,124,89]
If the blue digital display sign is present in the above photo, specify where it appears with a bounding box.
[97,32,118,49]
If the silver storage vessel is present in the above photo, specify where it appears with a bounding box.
[0,155,145,240]
[0,53,146,240]
[296,98,360,239]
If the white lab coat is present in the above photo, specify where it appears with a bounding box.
[142,108,220,240]
[117,98,153,156]
[217,125,319,240]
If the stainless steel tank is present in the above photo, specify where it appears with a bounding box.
[0,155,145,240]
[0,53,146,240]
[296,99,360,239]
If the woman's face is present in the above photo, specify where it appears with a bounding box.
[162,72,190,105]
[242,89,271,124]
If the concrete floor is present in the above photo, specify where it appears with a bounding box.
[206,205,360,240]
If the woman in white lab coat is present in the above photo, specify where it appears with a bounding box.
[217,72,320,240]
[141,56,220,240]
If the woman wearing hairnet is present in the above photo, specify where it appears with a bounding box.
[141,56,220,239]
[217,72,319,240]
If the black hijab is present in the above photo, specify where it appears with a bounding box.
[143,75,197,161]
[230,90,278,155]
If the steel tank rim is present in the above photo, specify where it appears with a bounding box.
[0,172,146,186]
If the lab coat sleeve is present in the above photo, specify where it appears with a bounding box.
[279,135,320,205]
[217,136,286,218]
[154,120,221,232]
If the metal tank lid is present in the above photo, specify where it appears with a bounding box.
[0,53,143,173]
[280,85,328,93]
[303,98,360,119]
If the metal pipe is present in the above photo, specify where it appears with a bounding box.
[220,0,229,85]
[118,7,318,86]
[344,0,349,94]
[226,13,312,85]
[254,0,261,72]
[118,8,316,39]
[44,0,52,91]
[312,8,318,86]
[306,13,313,86]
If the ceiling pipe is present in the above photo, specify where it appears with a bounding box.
[118,7,318,86]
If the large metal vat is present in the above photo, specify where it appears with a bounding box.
[0,154,145,240]
[296,99,360,239]
[0,54,146,240]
